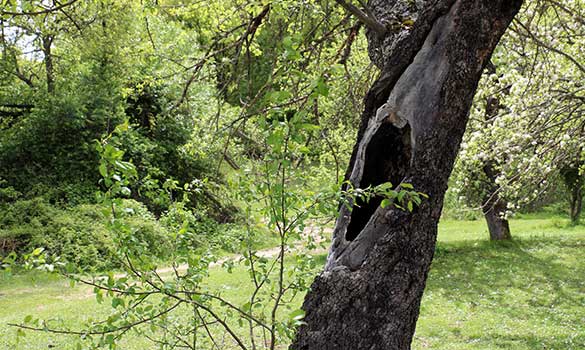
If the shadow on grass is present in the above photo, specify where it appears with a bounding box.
[419,236,585,348]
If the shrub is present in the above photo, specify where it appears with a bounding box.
[0,198,170,271]
[160,203,243,253]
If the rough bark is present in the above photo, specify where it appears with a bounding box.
[291,1,523,349]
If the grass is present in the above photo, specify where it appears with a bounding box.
[416,236,585,349]
[1,215,584,349]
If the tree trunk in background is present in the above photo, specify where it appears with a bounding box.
[42,35,55,94]
[481,96,511,240]
[562,164,584,225]
[482,190,512,240]
[291,0,523,349]
[570,188,582,225]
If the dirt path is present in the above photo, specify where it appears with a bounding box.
[116,225,332,278]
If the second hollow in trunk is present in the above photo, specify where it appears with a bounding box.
[291,0,523,349]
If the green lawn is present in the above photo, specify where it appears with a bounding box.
[417,217,585,349]
[1,215,584,349]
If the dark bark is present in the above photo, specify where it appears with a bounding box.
[562,165,584,225]
[291,1,523,349]
[481,96,511,241]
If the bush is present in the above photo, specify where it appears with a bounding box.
[160,203,240,253]
[0,198,170,271]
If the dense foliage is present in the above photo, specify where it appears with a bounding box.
[0,0,583,348]
[0,0,378,269]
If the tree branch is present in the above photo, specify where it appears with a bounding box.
[334,0,386,36]
[513,19,585,75]
[1,0,80,16]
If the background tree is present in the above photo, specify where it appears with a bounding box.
[452,0,585,231]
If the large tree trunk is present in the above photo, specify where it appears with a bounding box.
[42,35,55,94]
[291,1,522,349]
[568,176,583,225]
[481,162,511,240]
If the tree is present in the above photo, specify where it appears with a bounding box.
[291,0,523,349]
[561,160,584,225]
[453,0,585,230]
[479,95,512,240]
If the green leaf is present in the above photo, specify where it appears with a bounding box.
[397,191,406,203]
[283,36,301,61]
[32,248,44,256]
[268,90,292,103]
[375,182,393,191]
[298,123,321,132]
[381,198,392,208]
[95,289,104,303]
[115,121,129,133]
[289,309,305,321]
[314,78,329,97]
[99,163,108,178]
[241,302,251,312]
[112,298,124,309]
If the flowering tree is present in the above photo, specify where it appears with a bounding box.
[452,0,585,232]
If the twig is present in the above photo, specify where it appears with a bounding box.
[334,0,386,36]
[1,0,80,16]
